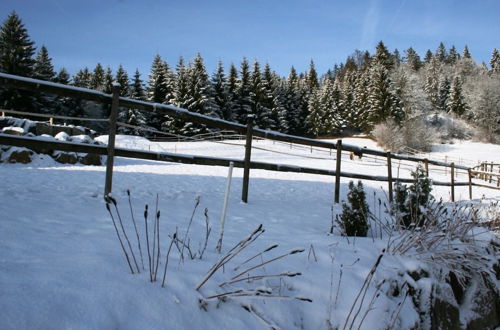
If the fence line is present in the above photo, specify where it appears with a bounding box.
[1,72,498,203]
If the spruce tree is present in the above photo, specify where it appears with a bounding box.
[374,40,393,70]
[404,47,421,71]
[424,50,433,63]
[89,63,105,90]
[72,67,92,88]
[118,69,147,135]
[283,66,302,134]
[235,58,252,123]
[212,61,229,120]
[0,11,35,76]
[435,42,448,63]
[54,68,70,85]
[462,45,472,59]
[115,64,129,96]
[306,60,319,92]
[103,66,114,94]
[224,63,239,122]
[446,76,468,116]
[306,88,324,136]
[0,11,36,111]
[438,76,451,112]
[337,181,369,237]
[489,48,500,73]
[447,45,460,64]
[33,46,55,81]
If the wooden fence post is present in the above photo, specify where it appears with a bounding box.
[468,169,473,200]
[242,115,255,203]
[104,83,120,199]
[387,152,393,203]
[450,162,455,202]
[424,158,429,177]
[489,162,494,184]
[498,167,500,187]
[334,139,342,204]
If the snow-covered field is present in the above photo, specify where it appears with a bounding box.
[1,136,499,329]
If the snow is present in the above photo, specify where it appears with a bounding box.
[0,136,499,329]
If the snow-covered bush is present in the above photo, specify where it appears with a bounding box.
[391,164,434,229]
[371,119,405,152]
[337,181,370,237]
[425,113,473,141]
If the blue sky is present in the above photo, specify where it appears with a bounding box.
[1,0,499,78]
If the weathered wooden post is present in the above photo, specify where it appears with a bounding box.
[242,115,255,203]
[450,162,455,202]
[424,158,429,177]
[334,139,342,204]
[387,152,393,203]
[489,162,494,184]
[104,83,120,199]
[498,166,500,187]
[468,169,473,200]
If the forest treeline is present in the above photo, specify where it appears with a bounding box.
[1,11,499,142]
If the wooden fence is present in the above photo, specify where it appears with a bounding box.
[1,72,497,203]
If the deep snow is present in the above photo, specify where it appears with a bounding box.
[1,136,499,329]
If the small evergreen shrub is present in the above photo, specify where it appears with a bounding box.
[391,164,434,228]
[337,181,370,237]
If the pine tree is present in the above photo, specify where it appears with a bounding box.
[32,46,56,113]
[115,64,129,96]
[72,67,92,88]
[33,46,55,81]
[305,88,324,136]
[367,62,398,127]
[373,40,392,70]
[437,76,451,112]
[0,11,36,111]
[353,69,372,131]
[118,69,147,135]
[103,66,114,94]
[404,47,422,71]
[447,45,460,64]
[283,66,302,134]
[235,58,252,123]
[337,181,369,237]
[424,57,442,110]
[261,63,286,131]
[435,42,448,63]
[489,48,500,73]
[250,60,271,128]
[224,63,239,122]
[0,11,35,76]
[446,76,468,116]
[424,49,433,63]
[54,68,70,85]
[462,45,472,59]
[212,61,229,119]
[306,60,319,92]
[147,55,171,130]
[89,63,105,90]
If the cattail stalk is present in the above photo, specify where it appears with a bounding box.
[127,190,144,270]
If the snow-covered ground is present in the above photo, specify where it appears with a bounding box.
[1,136,499,329]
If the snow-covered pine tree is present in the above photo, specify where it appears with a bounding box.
[367,61,397,128]
[235,58,253,124]
[0,11,36,111]
[447,45,460,65]
[261,63,287,131]
[462,45,472,59]
[489,48,500,73]
[424,50,433,63]
[438,76,451,112]
[423,57,442,110]
[212,61,229,120]
[54,68,70,85]
[117,69,147,135]
[446,76,468,116]
[435,42,448,63]
[337,181,369,237]
[224,63,239,122]
[250,60,272,129]
[147,54,171,131]
[306,60,319,93]
[404,47,422,71]
[374,40,393,70]
[306,88,324,136]
[282,66,302,134]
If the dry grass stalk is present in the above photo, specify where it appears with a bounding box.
[180,196,201,263]
[195,224,264,291]
[198,208,211,260]
[108,196,140,273]
[105,202,134,274]
[233,244,278,271]
[219,272,301,287]
[144,204,153,281]
[127,190,145,270]
[161,232,177,287]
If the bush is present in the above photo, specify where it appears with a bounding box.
[372,118,438,153]
[391,164,434,228]
[337,181,370,237]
